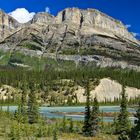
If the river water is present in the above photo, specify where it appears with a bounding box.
[1,106,136,122]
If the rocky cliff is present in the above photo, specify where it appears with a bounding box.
[55,8,139,45]
[0,9,21,41]
[76,78,140,102]
[0,8,140,70]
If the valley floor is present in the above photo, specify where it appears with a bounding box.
[0,110,118,140]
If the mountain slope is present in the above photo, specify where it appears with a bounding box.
[0,9,21,41]
[0,8,140,71]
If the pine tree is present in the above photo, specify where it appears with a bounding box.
[89,97,100,137]
[27,82,39,124]
[131,99,140,140]
[82,81,91,137]
[62,115,66,132]
[69,118,74,133]
[36,122,46,137]
[67,96,72,106]
[14,84,27,123]
[20,85,27,116]
[9,122,20,140]
[14,103,23,123]
[53,129,58,140]
[112,114,118,134]
[118,131,130,140]
[115,86,131,135]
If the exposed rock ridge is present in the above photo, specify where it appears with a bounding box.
[55,8,139,45]
[0,8,140,71]
[31,12,55,24]
[76,78,140,102]
[0,8,139,46]
[0,9,21,41]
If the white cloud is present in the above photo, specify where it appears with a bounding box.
[125,24,139,38]
[45,7,50,13]
[9,8,35,23]
[125,24,131,28]
[132,32,140,37]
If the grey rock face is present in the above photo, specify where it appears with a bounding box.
[0,8,140,70]
[0,10,21,41]
[55,8,139,45]
[31,12,54,24]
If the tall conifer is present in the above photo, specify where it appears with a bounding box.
[131,99,140,140]
[90,97,100,137]
[28,82,39,124]
[82,80,91,136]
[116,86,131,138]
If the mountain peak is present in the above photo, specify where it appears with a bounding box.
[55,8,139,45]
[0,9,20,40]
[0,8,140,71]
[31,12,54,24]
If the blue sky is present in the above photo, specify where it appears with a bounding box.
[0,0,140,39]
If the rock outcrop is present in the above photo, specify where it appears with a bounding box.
[76,78,140,102]
[0,85,19,100]
[0,8,140,71]
[0,9,20,41]
[55,8,139,45]
[31,12,54,24]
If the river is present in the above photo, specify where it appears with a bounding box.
[1,106,136,122]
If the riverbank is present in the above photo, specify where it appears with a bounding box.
[50,111,135,117]
[0,110,118,140]
[0,105,136,122]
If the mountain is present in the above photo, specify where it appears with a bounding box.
[0,9,21,41]
[0,8,140,71]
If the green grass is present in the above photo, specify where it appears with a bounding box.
[0,50,11,65]
[7,51,76,71]
[45,58,76,70]
[8,51,46,70]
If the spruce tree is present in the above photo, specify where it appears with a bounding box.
[131,99,140,140]
[118,131,130,140]
[82,81,91,137]
[27,82,39,124]
[112,114,118,134]
[20,85,27,116]
[90,97,100,137]
[116,86,131,135]
[53,129,58,140]
[14,102,23,123]
[62,115,66,132]
[69,118,74,133]
[14,84,28,123]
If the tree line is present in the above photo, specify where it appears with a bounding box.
[0,67,140,89]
